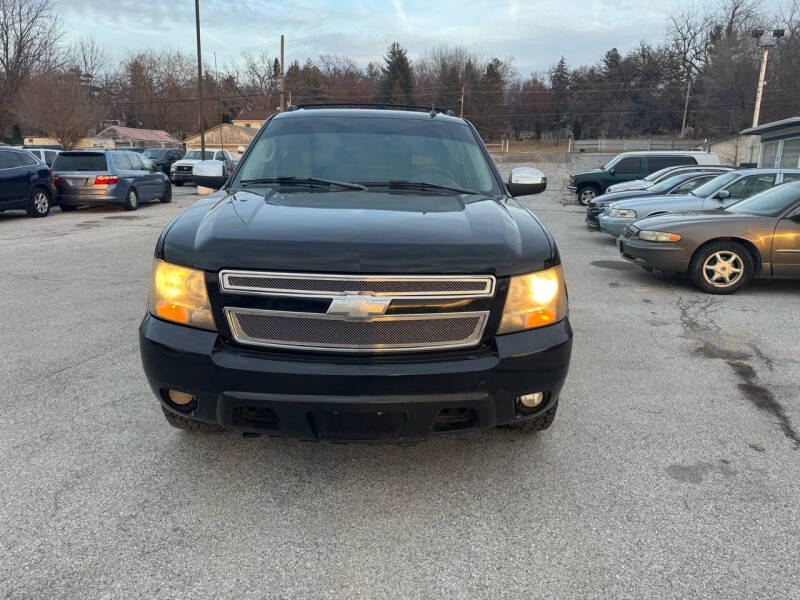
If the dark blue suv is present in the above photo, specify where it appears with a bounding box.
[0,147,56,218]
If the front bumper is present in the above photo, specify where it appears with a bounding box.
[598,215,635,237]
[585,205,606,229]
[618,238,691,273]
[171,170,194,183]
[567,185,577,192]
[139,314,573,441]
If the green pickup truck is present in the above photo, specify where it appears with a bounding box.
[568,151,720,205]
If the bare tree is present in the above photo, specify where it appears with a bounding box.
[19,70,105,148]
[0,0,61,136]
[68,36,107,81]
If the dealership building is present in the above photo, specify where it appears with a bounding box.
[741,116,800,168]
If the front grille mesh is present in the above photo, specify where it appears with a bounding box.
[219,271,494,297]
[226,309,487,352]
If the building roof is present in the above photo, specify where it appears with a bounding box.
[235,109,273,122]
[95,126,180,143]
[741,117,800,136]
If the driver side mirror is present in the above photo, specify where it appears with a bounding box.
[192,160,227,190]
[609,168,616,175]
[714,189,731,200]
[507,167,547,196]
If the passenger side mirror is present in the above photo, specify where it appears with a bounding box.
[192,160,227,190]
[714,189,731,200]
[608,168,616,175]
[507,167,547,196]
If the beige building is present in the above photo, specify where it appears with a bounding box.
[231,110,272,129]
[704,135,755,167]
[183,123,259,158]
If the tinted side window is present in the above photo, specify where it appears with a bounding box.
[17,151,38,166]
[0,152,20,168]
[127,153,143,169]
[648,156,693,172]
[113,153,132,170]
[44,151,58,166]
[726,174,776,199]
[614,157,641,174]
[782,173,800,183]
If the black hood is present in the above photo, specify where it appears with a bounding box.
[161,189,556,276]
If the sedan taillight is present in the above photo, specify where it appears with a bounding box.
[94,174,119,185]
[53,176,62,186]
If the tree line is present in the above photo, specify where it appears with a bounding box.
[2,0,799,148]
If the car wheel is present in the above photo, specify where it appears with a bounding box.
[577,186,599,205]
[690,241,753,294]
[161,406,224,432]
[500,400,558,433]
[174,180,184,187]
[26,187,51,218]
[160,182,172,203]
[59,204,78,212]
[123,188,139,211]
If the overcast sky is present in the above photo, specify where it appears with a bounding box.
[57,0,782,77]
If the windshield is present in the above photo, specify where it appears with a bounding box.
[143,149,165,158]
[644,166,678,182]
[728,182,800,216]
[690,172,739,197]
[184,150,214,160]
[235,115,502,195]
[602,156,621,171]
[648,174,693,193]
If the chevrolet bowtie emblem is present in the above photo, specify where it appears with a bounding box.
[327,294,391,319]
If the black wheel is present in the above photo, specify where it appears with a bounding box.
[173,180,184,187]
[26,187,50,218]
[123,187,139,211]
[160,182,172,203]
[59,204,78,212]
[161,406,224,432]
[690,241,754,294]
[577,186,600,206]
[501,400,558,433]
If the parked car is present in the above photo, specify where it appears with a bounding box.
[24,147,61,167]
[605,164,735,194]
[140,106,572,440]
[597,169,800,237]
[170,149,233,186]
[585,171,721,229]
[117,147,145,153]
[0,147,57,217]
[568,151,720,205]
[618,182,800,293]
[52,150,171,211]
[143,147,185,175]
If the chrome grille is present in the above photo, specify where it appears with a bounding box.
[219,270,495,298]
[225,308,489,353]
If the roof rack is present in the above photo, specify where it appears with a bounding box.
[290,103,457,117]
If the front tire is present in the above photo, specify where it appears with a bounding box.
[161,406,225,432]
[690,241,754,294]
[501,400,558,433]
[577,186,599,206]
[123,188,139,211]
[26,188,50,218]
[160,182,172,203]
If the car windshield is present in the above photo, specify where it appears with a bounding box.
[728,182,800,216]
[52,153,107,171]
[143,149,165,158]
[184,151,214,160]
[644,167,676,182]
[689,171,740,197]
[647,174,691,193]
[602,156,621,170]
[235,115,502,195]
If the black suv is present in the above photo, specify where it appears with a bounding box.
[0,147,56,217]
[143,147,185,175]
[139,107,573,442]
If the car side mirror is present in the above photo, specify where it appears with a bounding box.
[192,160,227,189]
[608,168,615,175]
[714,189,730,200]
[507,167,547,196]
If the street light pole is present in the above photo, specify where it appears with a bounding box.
[747,29,784,164]
[195,0,205,154]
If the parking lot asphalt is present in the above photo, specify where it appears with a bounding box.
[1,171,799,599]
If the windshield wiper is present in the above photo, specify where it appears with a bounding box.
[364,180,482,195]
[239,177,367,191]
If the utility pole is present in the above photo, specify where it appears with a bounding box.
[280,35,285,112]
[195,0,205,154]
[214,50,223,152]
[459,84,465,119]
[747,29,784,164]
[680,78,691,139]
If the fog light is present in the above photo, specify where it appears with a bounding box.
[518,392,544,408]
[168,389,195,406]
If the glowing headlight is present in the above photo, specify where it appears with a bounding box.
[607,208,637,218]
[148,259,216,330]
[637,230,682,242]
[498,265,567,334]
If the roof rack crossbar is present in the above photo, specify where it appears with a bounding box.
[293,102,457,115]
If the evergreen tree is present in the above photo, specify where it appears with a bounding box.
[377,43,414,104]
